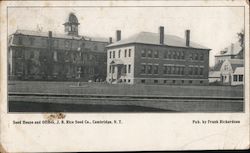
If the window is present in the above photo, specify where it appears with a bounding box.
[124,65,127,73]
[154,51,159,58]
[141,50,146,57]
[239,75,243,82]
[200,67,204,75]
[118,50,121,58]
[109,51,112,59]
[189,80,192,84]
[164,66,168,74]
[200,53,204,60]
[173,51,176,59]
[113,51,115,58]
[181,51,184,59]
[164,51,168,58]
[128,65,131,73]
[154,80,158,84]
[189,67,193,75]
[176,67,179,74]
[29,37,34,45]
[141,65,146,74]
[148,50,152,58]
[109,65,112,73]
[128,49,131,57]
[147,65,152,74]
[128,79,131,83]
[233,75,238,81]
[18,36,23,45]
[112,66,115,73]
[194,67,198,75]
[176,52,180,59]
[124,79,127,83]
[168,51,172,59]
[171,66,175,74]
[173,80,176,83]
[180,67,184,75]
[141,80,145,83]
[189,53,193,60]
[182,80,184,84]
[164,80,167,83]
[167,66,171,74]
[200,81,203,84]
[153,65,159,74]
[124,49,127,57]
[194,53,198,60]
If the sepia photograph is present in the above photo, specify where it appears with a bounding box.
[7,5,245,112]
[1,0,249,152]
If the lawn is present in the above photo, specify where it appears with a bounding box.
[8,81,243,98]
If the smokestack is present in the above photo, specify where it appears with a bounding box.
[49,31,52,38]
[159,26,164,45]
[185,30,190,47]
[116,30,121,41]
[109,37,113,44]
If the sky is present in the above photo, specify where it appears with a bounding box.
[8,6,244,66]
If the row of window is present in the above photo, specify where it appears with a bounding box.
[233,75,243,82]
[109,64,132,74]
[141,64,204,75]
[109,49,132,59]
[141,49,204,61]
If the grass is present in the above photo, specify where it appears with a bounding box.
[8,81,243,98]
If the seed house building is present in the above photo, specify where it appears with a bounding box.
[106,26,211,85]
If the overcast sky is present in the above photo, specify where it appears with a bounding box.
[8,7,244,66]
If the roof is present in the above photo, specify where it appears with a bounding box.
[107,32,210,50]
[215,42,242,57]
[213,62,223,71]
[234,67,244,74]
[13,29,109,42]
[227,59,244,72]
[209,71,221,78]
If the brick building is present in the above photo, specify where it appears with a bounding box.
[106,26,210,85]
[8,13,109,81]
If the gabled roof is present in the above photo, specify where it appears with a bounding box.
[224,59,244,72]
[107,32,210,50]
[13,29,109,42]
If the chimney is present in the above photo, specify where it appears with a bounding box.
[49,31,52,38]
[116,30,121,41]
[159,26,164,45]
[231,43,234,54]
[109,37,113,44]
[185,30,190,47]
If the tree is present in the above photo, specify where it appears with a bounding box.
[237,30,244,49]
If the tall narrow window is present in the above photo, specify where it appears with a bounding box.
[141,50,146,57]
[200,53,204,60]
[118,50,121,58]
[141,64,146,74]
[113,51,115,58]
[124,49,127,57]
[109,51,112,59]
[154,51,159,58]
[148,50,152,58]
[200,67,204,75]
[233,75,237,81]
[164,66,168,74]
[18,36,23,45]
[124,65,127,73]
[181,51,184,59]
[239,75,243,82]
[109,65,112,73]
[128,64,131,73]
[128,49,131,57]
[147,65,152,74]
[189,67,193,75]
[164,51,168,59]
[153,65,159,74]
